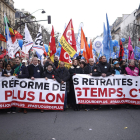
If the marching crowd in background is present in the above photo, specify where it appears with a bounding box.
[0,54,140,114]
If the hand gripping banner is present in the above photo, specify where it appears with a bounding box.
[73,74,140,105]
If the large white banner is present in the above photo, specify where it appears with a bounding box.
[73,74,140,105]
[0,77,66,110]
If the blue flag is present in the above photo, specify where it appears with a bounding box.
[134,46,140,60]
[103,23,110,61]
[98,49,103,58]
[106,14,113,55]
[122,48,128,59]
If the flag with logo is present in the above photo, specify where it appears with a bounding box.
[48,26,56,62]
[21,24,33,57]
[33,26,44,56]
[60,19,77,58]
[59,47,72,69]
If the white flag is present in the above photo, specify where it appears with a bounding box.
[4,13,20,58]
[73,22,84,58]
[32,26,44,55]
[22,24,33,55]
[93,37,103,54]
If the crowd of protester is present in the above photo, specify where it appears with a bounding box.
[0,54,140,114]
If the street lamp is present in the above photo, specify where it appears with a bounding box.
[15,9,51,33]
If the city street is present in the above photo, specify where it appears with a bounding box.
[0,107,140,140]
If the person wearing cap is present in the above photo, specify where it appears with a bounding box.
[69,59,83,111]
[112,61,122,75]
[28,57,43,80]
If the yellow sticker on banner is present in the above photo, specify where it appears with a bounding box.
[124,127,128,129]
[60,36,76,58]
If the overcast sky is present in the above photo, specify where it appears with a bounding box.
[14,0,140,42]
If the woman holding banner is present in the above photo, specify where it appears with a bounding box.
[124,59,140,109]
[69,59,83,111]
[2,63,15,113]
[42,63,56,80]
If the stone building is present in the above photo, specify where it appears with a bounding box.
[0,0,15,49]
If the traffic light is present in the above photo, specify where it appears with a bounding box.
[48,16,51,24]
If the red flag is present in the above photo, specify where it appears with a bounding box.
[49,26,56,61]
[43,44,47,56]
[60,19,77,57]
[119,39,124,61]
[0,34,6,42]
[59,47,72,68]
[14,30,23,39]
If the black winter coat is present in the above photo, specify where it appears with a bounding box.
[27,64,43,78]
[42,70,56,79]
[2,69,14,76]
[54,60,59,68]
[97,62,112,76]
[55,67,70,90]
[84,63,101,76]
[69,65,83,102]
[13,65,29,78]
[69,65,83,76]
[44,61,56,71]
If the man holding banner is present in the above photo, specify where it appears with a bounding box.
[98,56,113,109]
[55,61,70,111]
[13,57,29,114]
[98,56,112,77]
[84,58,101,111]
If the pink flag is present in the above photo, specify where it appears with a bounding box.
[128,36,134,60]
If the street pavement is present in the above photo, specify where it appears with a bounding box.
[0,107,140,140]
